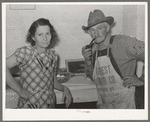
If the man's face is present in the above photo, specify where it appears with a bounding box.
[88,22,108,44]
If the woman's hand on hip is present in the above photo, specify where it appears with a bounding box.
[62,86,73,108]
[18,88,30,100]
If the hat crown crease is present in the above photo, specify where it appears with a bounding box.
[82,9,114,30]
[88,10,106,25]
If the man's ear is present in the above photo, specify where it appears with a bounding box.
[84,29,90,34]
[106,23,110,32]
[87,29,92,35]
[87,30,93,38]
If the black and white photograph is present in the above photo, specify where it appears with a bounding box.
[2,2,148,121]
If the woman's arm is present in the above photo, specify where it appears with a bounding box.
[6,54,30,99]
[54,72,73,108]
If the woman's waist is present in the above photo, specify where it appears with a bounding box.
[24,87,53,94]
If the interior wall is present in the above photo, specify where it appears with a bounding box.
[122,5,145,77]
[123,5,145,40]
[6,4,123,68]
[6,4,144,72]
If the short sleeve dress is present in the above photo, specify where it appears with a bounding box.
[14,46,58,108]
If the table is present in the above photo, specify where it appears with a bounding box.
[6,76,98,109]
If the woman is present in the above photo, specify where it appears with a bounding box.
[6,18,73,109]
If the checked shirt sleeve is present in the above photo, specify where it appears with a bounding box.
[14,46,32,67]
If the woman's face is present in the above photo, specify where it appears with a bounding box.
[32,25,52,49]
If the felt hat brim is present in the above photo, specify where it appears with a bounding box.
[82,16,114,31]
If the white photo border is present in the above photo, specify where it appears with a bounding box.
[2,2,148,121]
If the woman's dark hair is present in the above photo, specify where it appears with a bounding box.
[26,18,59,48]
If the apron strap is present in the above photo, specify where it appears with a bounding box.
[108,35,123,79]
[93,35,123,79]
[107,35,115,56]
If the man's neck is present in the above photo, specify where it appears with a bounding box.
[103,33,111,47]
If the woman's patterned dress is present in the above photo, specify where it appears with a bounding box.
[14,46,58,108]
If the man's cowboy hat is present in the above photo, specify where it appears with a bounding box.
[82,9,114,30]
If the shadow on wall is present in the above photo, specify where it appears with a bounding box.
[110,22,116,34]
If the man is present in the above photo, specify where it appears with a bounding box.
[82,9,144,109]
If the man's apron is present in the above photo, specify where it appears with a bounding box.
[92,47,136,109]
